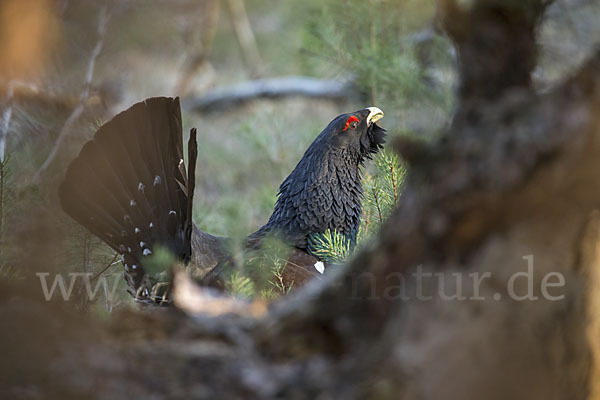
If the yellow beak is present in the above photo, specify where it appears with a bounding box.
[366,107,384,126]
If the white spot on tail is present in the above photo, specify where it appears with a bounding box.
[134,228,141,234]
[143,249,152,256]
[132,264,137,270]
[314,261,325,274]
[130,200,136,207]
[139,241,146,248]
[138,182,145,192]
[149,222,154,228]
[154,175,161,185]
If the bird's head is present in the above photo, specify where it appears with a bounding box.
[315,106,386,162]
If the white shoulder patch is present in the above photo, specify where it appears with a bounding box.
[314,261,325,274]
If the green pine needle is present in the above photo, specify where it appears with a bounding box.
[309,229,352,264]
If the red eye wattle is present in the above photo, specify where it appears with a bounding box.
[343,116,360,132]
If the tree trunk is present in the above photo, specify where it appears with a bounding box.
[3,1,600,399]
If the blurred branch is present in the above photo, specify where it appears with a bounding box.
[0,157,6,237]
[183,76,353,113]
[32,4,110,183]
[0,80,103,110]
[175,0,265,94]
[0,82,13,236]
[225,0,264,78]
[0,81,14,163]
[90,252,120,282]
[174,0,220,97]
[173,267,267,317]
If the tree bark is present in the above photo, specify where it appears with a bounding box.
[436,0,551,105]
[3,1,600,399]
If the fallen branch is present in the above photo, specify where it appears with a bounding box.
[182,76,353,113]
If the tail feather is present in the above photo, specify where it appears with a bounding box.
[59,97,193,295]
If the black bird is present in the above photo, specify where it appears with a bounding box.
[59,97,385,300]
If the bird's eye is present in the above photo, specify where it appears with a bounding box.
[343,116,360,132]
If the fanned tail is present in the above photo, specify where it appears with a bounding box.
[59,97,195,298]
